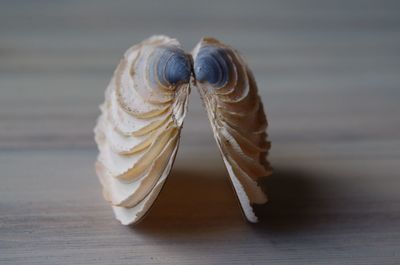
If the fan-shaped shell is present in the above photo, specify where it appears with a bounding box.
[94,35,191,225]
[192,37,271,223]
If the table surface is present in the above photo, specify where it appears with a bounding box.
[1,1,400,264]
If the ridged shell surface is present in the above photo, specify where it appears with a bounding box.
[192,37,272,223]
[94,35,191,225]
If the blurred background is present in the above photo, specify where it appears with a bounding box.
[1,1,400,264]
[2,0,399,150]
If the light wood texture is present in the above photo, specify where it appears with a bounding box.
[1,1,400,264]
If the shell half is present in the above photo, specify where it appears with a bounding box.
[192,37,272,223]
[94,35,191,225]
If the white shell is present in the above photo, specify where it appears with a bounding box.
[95,36,271,225]
[192,37,271,223]
[94,35,190,225]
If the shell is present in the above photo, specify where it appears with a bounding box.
[94,35,191,225]
[192,37,272,223]
[95,35,271,225]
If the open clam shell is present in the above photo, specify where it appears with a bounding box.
[95,36,271,225]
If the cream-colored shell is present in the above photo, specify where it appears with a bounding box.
[94,36,271,225]
[192,38,272,222]
[94,36,190,225]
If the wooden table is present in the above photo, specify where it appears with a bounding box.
[1,1,400,264]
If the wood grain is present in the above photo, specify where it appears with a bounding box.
[1,0,400,264]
